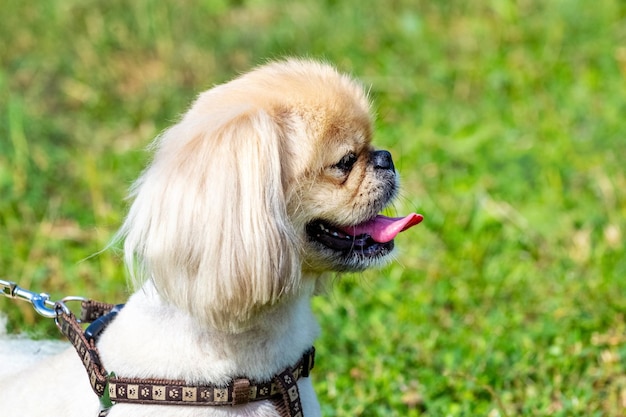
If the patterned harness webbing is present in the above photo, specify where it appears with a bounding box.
[56,300,314,417]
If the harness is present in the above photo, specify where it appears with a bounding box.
[1,280,314,417]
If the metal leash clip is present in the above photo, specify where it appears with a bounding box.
[0,278,85,319]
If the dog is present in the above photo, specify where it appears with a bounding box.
[0,59,422,417]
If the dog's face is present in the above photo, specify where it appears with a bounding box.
[285,105,401,273]
[120,59,421,330]
[298,147,399,272]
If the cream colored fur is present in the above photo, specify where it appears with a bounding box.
[0,59,402,416]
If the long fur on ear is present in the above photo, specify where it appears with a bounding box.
[118,100,301,332]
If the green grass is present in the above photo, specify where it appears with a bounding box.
[2,0,626,415]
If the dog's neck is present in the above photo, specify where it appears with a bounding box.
[97,278,320,385]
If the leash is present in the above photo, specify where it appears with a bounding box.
[1,279,314,417]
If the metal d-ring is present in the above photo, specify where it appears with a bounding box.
[57,296,88,319]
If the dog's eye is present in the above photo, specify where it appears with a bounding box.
[334,153,357,172]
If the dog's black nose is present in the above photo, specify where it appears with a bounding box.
[371,150,395,171]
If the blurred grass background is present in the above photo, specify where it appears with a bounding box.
[1,0,626,415]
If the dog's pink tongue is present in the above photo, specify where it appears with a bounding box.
[342,213,424,243]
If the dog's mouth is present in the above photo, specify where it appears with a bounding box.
[306,213,423,259]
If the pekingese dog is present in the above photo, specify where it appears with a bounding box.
[0,59,422,417]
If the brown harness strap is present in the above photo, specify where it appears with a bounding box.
[56,306,109,396]
[272,368,304,417]
[55,300,314,415]
[80,299,118,322]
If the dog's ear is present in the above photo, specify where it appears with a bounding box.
[119,104,300,331]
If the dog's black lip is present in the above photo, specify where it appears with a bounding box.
[305,219,394,254]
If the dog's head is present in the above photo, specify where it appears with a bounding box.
[120,59,422,331]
